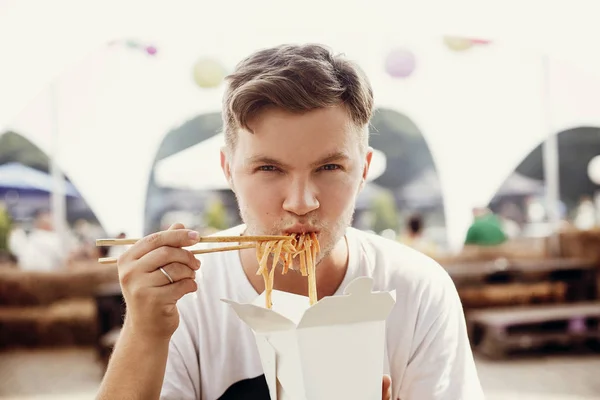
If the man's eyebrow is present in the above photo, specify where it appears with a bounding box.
[246,151,351,168]
[246,156,291,169]
[309,151,351,168]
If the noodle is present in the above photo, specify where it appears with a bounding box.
[255,233,320,309]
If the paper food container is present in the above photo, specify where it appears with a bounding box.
[222,277,396,400]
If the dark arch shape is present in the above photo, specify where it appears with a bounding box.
[369,108,438,190]
[365,107,446,235]
[145,113,225,233]
[514,126,600,210]
[0,131,101,226]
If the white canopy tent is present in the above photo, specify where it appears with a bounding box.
[2,0,600,250]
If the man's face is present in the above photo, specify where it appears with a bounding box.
[221,105,372,264]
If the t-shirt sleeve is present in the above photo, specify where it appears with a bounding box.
[397,272,485,400]
[160,294,202,400]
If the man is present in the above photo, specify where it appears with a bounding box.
[464,207,507,247]
[97,44,484,400]
[399,213,437,257]
[17,208,77,271]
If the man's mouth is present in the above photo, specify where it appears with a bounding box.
[283,225,320,235]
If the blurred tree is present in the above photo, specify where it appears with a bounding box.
[203,198,228,231]
[0,203,12,252]
[369,190,399,233]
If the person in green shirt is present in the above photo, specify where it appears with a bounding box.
[464,207,507,246]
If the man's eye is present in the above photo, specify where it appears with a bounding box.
[258,165,278,172]
[319,164,341,171]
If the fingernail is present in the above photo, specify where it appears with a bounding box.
[188,231,199,240]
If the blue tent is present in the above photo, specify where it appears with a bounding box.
[0,162,80,197]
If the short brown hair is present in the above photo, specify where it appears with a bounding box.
[222,43,374,150]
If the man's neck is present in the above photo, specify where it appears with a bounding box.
[239,235,349,299]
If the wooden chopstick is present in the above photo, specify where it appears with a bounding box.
[96,235,292,247]
[97,243,256,265]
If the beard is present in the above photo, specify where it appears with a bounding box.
[235,195,355,269]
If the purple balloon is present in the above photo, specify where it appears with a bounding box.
[146,46,157,55]
[385,49,416,78]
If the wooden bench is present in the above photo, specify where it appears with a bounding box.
[0,298,97,349]
[444,257,598,309]
[466,302,600,358]
[459,281,567,309]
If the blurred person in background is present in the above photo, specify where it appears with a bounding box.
[464,207,507,247]
[6,222,27,264]
[15,208,77,271]
[498,203,521,239]
[573,194,596,230]
[399,213,437,256]
[72,218,103,260]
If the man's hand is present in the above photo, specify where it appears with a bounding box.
[118,223,200,340]
[97,223,201,400]
[382,374,392,400]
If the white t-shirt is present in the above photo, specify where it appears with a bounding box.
[161,225,484,400]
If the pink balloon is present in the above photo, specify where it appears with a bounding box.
[471,38,491,45]
[146,46,157,55]
[385,49,416,78]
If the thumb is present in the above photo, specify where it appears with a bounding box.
[168,223,185,230]
[382,374,392,400]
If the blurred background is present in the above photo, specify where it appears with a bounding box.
[1,0,600,399]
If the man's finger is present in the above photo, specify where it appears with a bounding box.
[138,246,199,273]
[128,229,199,260]
[168,223,185,230]
[149,262,197,287]
[152,277,198,302]
[382,374,391,400]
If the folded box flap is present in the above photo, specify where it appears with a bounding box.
[254,335,279,400]
[253,289,312,325]
[221,299,296,333]
[297,277,396,328]
[268,334,307,400]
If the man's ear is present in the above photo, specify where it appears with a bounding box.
[220,147,234,191]
[359,147,374,190]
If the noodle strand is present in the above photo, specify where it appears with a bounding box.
[254,233,320,308]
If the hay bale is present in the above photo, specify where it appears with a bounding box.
[559,229,600,261]
[0,264,118,306]
[0,298,97,350]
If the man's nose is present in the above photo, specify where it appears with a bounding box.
[282,178,320,216]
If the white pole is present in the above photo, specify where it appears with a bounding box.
[49,80,68,255]
[541,54,561,256]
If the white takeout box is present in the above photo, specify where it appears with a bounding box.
[222,277,396,400]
